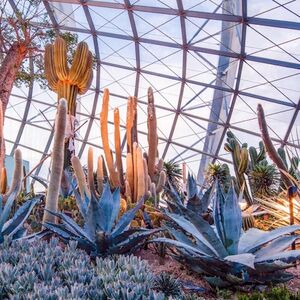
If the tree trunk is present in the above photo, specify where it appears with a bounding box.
[0,41,28,170]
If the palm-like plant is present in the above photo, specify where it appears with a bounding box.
[163,160,182,193]
[153,183,300,287]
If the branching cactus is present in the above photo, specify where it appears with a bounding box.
[44,37,93,167]
[224,131,253,206]
[43,99,67,224]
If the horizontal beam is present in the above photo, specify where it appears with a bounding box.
[48,0,300,31]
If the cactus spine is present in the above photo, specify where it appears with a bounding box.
[44,37,93,167]
[43,99,67,224]
[257,104,291,187]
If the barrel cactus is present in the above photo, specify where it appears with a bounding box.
[153,183,300,287]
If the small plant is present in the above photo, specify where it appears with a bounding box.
[0,237,168,299]
[153,272,182,297]
[238,286,300,300]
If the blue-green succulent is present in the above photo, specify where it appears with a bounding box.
[43,183,159,257]
[153,182,300,287]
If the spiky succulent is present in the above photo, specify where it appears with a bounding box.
[153,182,300,287]
[43,181,159,257]
[205,163,231,193]
[0,237,167,299]
[152,273,181,297]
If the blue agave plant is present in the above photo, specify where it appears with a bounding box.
[153,182,300,287]
[43,182,159,257]
[0,191,40,243]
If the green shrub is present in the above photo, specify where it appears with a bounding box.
[0,238,169,299]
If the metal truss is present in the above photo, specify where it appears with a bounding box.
[6,0,300,179]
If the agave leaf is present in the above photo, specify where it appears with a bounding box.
[225,253,255,269]
[43,222,74,239]
[109,228,160,254]
[111,196,144,237]
[108,228,149,245]
[238,225,300,253]
[255,250,300,264]
[12,227,27,239]
[84,194,99,239]
[150,237,206,256]
[249,271,294,284]
[255,235,299,258]
[223,185,242,255]
[45,210,94,244]
[177,207,228,258]
[255,260,295,272]
[97,184,120,233]
[0,187,19,232]
[24,229,52,241]
[199,186,212,213]
[30,175,48,189]
[204,276,231,288]
[2,197,40,236]
[187,173,197,198]
[213,182,226,246]
[166,212,218,256]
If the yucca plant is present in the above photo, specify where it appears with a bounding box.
[43,156,159,257]
[153,182,300,287]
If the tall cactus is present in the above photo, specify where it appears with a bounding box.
[114,108,124,187]
[147,87,158,180]
[0,103,4,178]
[43,99,67,224]
[100,89,120,188]
[44,37,93,168]
[257,104,291,187]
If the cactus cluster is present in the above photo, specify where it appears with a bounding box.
[45,37,93,168]
[0,238,169,299]
[99,88,166,207]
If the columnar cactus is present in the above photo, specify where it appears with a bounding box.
[100,89,120,188]
[0,167,7,194]
[114,108,124,187]
[257,104,291,187]
[147,87,158,180]
[44,37,93,167]
[43,99,67,224]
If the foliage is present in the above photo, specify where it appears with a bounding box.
[152,182,300,287]
[43,182,159,257]
[0,237,168,299]
[152,272,182,297]
[164,160,182,194]
[0,0,78,88]
[238,286,300,300]
[205,163,231,193]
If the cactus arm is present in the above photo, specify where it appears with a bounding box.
[44,44,58,92]
[126,97,134,153]
[125,179,132,202]
[1,168,7,194]
[53,37,69,81]
[71,156,91,200]
[147,87,158,180]
[257,104,291,187]
[100,89,120,187]
[96,156,104,196]
[43,99,67,224]
[126,153,134,200]
[143,158,149,194]
[131,96,138,145]
[0,103,4,176]
[87,147,97,197]
[150,182,157,207]
[136,146,145,201]
[156,171,166,193]
[114,108,124,187]
[133,142,138,202]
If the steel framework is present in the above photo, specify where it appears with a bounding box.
[4,0,300,181]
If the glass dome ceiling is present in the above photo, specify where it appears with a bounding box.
[4,0,300,185]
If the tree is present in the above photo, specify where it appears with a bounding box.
[0,0,77,169]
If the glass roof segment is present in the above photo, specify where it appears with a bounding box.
[3,0,300,185]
